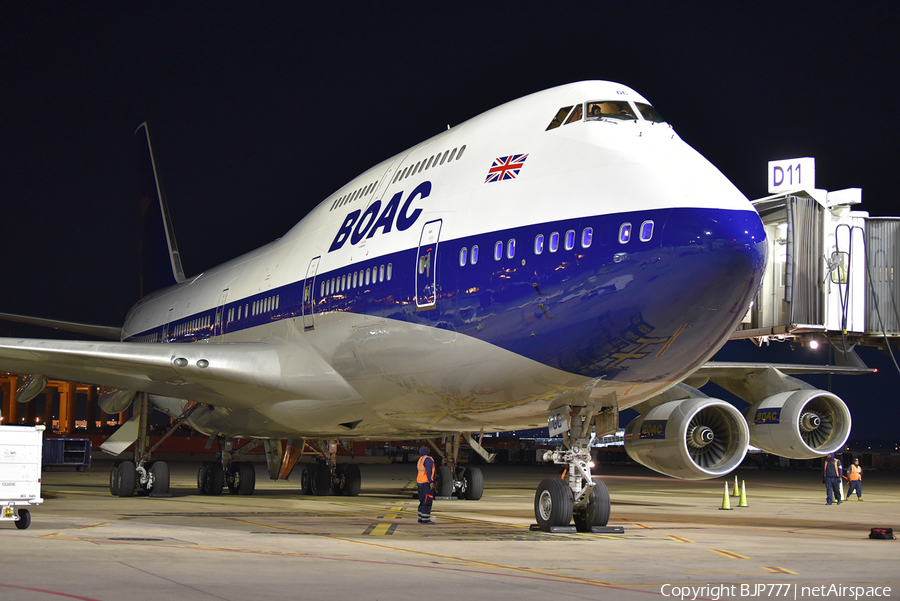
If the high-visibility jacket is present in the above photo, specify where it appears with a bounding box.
[848,464,863,481]
[823,458,842,478]
[417,455,434,484]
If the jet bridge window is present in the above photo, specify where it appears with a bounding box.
[586,101,637,121]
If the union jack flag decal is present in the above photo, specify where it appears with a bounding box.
[485,153,528,183]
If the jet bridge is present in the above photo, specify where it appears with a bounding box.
[733,158,900,351]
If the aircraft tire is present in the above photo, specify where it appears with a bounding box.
[434,466,454,497]
[298,465,311,495]
[463,467,484,500]
[117,461,136,498]
[197,462,210,494]
[341,464,361,496]
[206,462,225,496]
[310,463,332,496]
[236,462,256,495]
[534,477,572,532]
[149,461,170,495]
[15,509,31,530]
[573,480,610,532]
[109,465,120,496]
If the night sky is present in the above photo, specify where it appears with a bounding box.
[2,3,899,441]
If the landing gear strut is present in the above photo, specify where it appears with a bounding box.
[534,405,612,532]
[108,393,199,498]
[197,438,263,496]
[427,433,491,500]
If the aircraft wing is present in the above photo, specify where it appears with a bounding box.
[0,312,122,340]
[693,361,875,377]
[0,337,349,408]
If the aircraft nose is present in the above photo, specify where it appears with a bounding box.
[653,206,767,352]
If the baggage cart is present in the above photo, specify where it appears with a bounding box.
[0,425,45,529]
[42,437,91,471]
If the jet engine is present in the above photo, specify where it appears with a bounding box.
[624,398,749,480]
[744,390,851,459]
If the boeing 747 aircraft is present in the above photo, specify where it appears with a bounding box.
[0,81,853,531]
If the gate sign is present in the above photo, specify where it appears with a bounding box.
[768,157,815,194]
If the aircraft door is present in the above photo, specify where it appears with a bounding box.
[302,256,321,330]
[415,220,442,309]
[215,288,230,339]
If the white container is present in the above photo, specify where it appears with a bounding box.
[0,425,44,529]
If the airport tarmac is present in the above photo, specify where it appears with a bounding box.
[2,460,898,600]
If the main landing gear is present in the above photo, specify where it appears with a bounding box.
[196,437,261,496]
[256,438,362,497]
[427,433,492,500]
[108,393,200,498]
[534,405,612,532]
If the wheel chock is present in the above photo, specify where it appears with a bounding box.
[529,524,577,533]
[590,526,625,534]
[719,482,733,510]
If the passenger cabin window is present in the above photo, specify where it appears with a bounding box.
[586,101,637,121]
[506,239,516,259]
[564,230,576,251]
[640,220,654,242]
[549,232,560,253]
[581,227,593,248]
[534,234,544,255]
[619,223,632,244]
[471,245,479,265]
[459,247,468,267]
[493,241,503,261]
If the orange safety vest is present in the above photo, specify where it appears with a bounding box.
[417,455,433,484]
[848,464,862,481]
[823,458,841,478]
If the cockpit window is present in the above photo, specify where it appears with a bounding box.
[546,106,574,131]
[564,103,583,124]
[586,101,638,120]
[635,102,666,123]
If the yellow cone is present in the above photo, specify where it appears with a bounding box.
[719,482,733,510]
[738,480,748,507]
[733,475,740,497]
[839,479,845,501]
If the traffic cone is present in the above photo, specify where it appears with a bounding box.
[738,480,748,507]
[719,482,733,510]
[839,480,845,501]
[733,475,740,497]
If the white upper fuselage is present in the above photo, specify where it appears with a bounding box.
[119,81,767,439]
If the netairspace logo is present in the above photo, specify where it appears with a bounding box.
[660,583,892,600]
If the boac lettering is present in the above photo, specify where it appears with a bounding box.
[328,182,431,253]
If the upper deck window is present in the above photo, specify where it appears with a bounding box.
[635,102,666,123]
[585,101,637,121]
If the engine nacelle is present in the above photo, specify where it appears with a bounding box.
[98,389,137,414]
[744,390,851,459]
[624,398,749,480]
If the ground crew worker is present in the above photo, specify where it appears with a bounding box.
[416,446,435,524]
[823,453,843,505]
[846,458,863,500]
